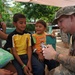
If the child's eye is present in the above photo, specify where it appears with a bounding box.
[39,26,42,28]
[19,21,26,24]
[19,22,23,24]
[35,26,37,27]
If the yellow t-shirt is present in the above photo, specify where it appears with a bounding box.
[12,34,31,55]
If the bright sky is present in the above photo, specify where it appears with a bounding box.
[6,0,15,7]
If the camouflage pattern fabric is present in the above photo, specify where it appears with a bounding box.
[53,6,75,24]
[49,64,75,75]
[48,34,75,75]
[49,6,75,75]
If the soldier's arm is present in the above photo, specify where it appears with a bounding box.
[0,31,8,40]
[56,53,75,72]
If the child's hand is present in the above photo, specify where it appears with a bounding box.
[23,65,30,75]
[27,61,32,72]
[0,69,13,75]
[38,53,44,62]
[29,72,33,75]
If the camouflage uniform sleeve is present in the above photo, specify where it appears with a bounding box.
[57,54,75,72]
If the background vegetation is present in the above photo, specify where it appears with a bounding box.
[0,0,60,31]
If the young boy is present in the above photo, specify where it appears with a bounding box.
[4,13,44,75]
[32,20,59,72]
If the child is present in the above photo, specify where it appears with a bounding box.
[32,20,59,72]
[4,13,44,75]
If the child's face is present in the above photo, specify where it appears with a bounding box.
[35,23,46,34]
[14,18,26,33]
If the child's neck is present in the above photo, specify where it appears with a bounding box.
[36,32,45,35]
[16,29,24,34]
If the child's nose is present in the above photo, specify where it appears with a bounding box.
[23,23,26,26]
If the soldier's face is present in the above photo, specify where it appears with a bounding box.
[57,16,72,34]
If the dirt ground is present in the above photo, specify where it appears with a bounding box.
[56,40,69,55]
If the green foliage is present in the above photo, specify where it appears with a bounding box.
[6,22,14,28]
[0,0,4,12]
[10,2,24,14]
[0,1,60,31]
[25,24,35,31]
[20,3,60,23]
[0,0,12,22]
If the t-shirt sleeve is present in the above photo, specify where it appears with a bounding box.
[30,34,35,46]
[32,36,36,44]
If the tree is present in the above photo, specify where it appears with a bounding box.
[0,0,12,22]
[0,1,60,29]
[20,3,60,23]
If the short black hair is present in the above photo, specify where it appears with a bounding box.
[13,13,26,22]
[36,20,47,28]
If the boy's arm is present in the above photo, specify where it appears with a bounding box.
[27,34,33,72]
[27,46,32,72]
[0,30,8,40]
[27,46,32,62]
[11,47,24,66]
[11,47,30,75]
[0,69,13,75]
[2,22,6,33]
